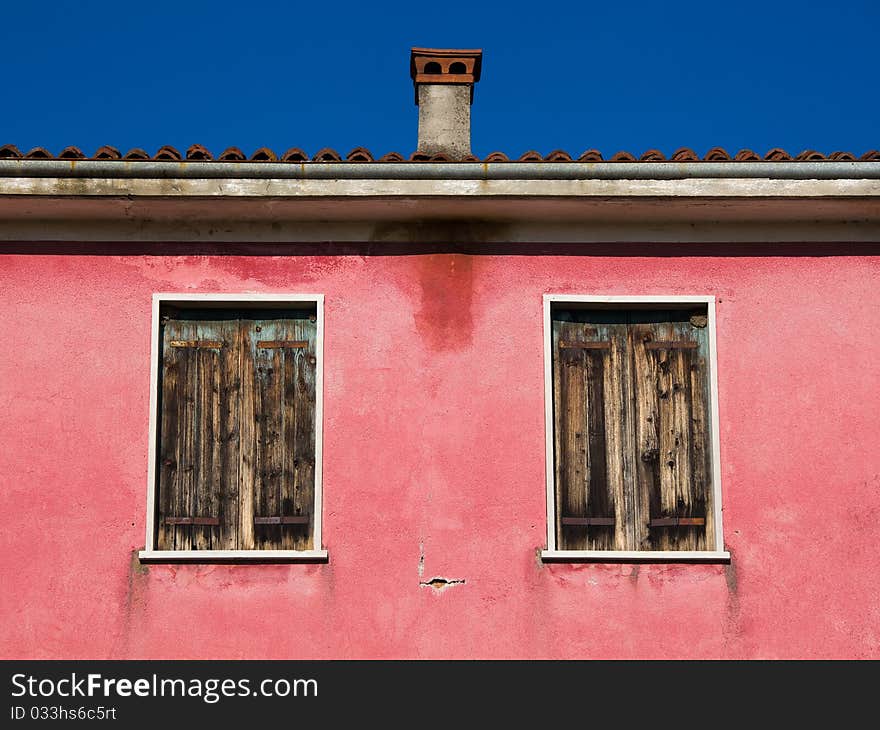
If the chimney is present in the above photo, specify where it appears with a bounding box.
[410,47,483,159]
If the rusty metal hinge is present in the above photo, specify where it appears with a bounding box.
[257,340,308,349]
[254,516,310,525]
[649,517,705,527]
[169,340,224,348]
[644,341,699,350]
[559,341,612,350]
[164,516,220,526]
[561,516,616,526]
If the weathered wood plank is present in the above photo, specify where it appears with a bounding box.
[631,322,660,550]
[604,321,632,551]
[253,319,284,549]
[237,319,256,550]
[218,320,241,550]
[553,320,589,551]
[157,319,183,550]
[291,316,317,551]
[177,321,197,550]
[689,329,714,550]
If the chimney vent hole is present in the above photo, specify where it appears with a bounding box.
[424,61,442,73]
[449,62,466,73]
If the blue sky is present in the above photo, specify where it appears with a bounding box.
[2,1,877,159]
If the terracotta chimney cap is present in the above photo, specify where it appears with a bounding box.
[410,48,483,95]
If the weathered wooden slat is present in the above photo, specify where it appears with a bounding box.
[164,517,221,526]
[257,340,308,349]
[218,321,242,550]
[689,340,714,550]
[292,317,317,551]
[253,320,283,549]
[193,339,211,551]
[631,322,660,551]
[644,340,699,350]
[169,340,224,348]
[554,321,589,551]
[237,320,256,550]
[177,322,197,550]
[157,321,183,550]
[280,324,299,551]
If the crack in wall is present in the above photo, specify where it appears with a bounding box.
[419,576,466,592]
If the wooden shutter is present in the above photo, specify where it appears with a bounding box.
[552,308,714,552]
[246,314,317,551]
[157,317,240,550]
[552,314,632,551]
[631,314,713,551]
[156,309,317,551]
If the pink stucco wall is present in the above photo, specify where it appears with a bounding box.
[1,245,878,659]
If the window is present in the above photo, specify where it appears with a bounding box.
[139,294,326,562]
[542,296,728,561]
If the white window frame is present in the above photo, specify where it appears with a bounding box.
[138,293,328,563]
[541,294,729,563]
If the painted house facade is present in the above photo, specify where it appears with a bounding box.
[2,49,879,659]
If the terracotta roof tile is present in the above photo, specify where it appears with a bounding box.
[281,148,308,162]
[1,144,877,163]
[346,147,373,162]
[577,149,603,162]
[312,148,342,162]
[92,145,120,160]
[734,149,761,161]
[218,147,246,161]
[544,150,572,162]
[186,144,212,160]
[764,147,792,161]
[704,147,731,161]
[671,147,699,162]
[58,146,85,159]
[154,145,182,161]
[25,146,53,159]
[250,147,277,161]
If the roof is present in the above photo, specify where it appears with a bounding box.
[1,143,878,163]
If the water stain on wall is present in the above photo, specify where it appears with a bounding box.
[414,253,474,351]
